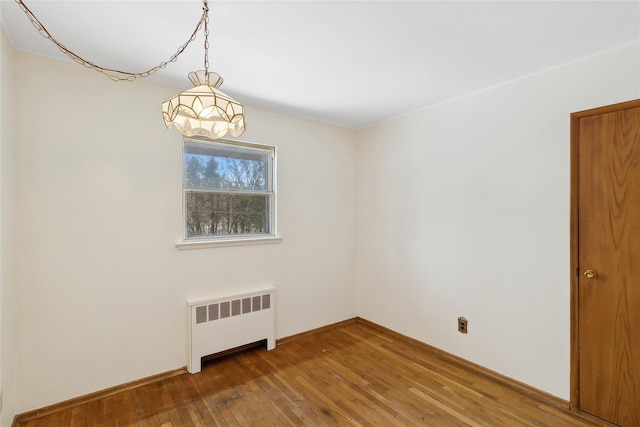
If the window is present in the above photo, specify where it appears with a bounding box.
[182,138,276,244]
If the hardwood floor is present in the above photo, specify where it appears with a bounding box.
[17,319,609,426]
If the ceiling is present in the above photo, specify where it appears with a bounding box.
[1,1,639,128]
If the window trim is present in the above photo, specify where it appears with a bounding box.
[175,235,283,250]
[177,137,280,248]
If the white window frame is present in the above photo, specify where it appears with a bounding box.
[175,137,281,250]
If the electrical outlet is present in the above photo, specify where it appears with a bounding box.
[458,316,468,334]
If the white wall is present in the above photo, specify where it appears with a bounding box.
[9,50,357,414]
[0,27,17,427]
[356,43,640,399]
[0,22,4,423]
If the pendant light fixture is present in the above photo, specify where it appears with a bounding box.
[162,1,247,139]
[16,0,246,138]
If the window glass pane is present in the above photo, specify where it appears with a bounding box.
[185,192,270,238]
[185,141,268,191]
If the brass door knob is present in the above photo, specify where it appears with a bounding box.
[584,270,597,279]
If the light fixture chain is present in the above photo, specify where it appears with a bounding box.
[203,1,210,77]
[14,0,206,82]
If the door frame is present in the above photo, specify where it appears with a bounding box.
[569,98,640,411]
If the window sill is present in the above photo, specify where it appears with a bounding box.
[175,236,283,250]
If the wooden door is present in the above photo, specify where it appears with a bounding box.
[571,99,640,426]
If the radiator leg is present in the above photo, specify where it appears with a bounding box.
[267,336,276,351]
[189,356,202,374]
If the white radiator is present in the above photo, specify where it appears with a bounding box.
[187,285,276,374]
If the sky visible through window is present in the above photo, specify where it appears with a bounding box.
[185,153,266,191]
[184,151,269,238]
